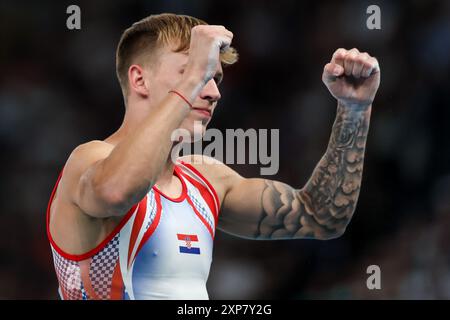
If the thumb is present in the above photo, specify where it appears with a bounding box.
[322,63,344,83]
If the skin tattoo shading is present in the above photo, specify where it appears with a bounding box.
[257,104,371,240]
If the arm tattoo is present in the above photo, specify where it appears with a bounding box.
[257,105,371,240]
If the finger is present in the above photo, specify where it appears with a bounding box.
[222,29,234,39]
[211,25,233,38]
[332,48,347,68]
[218,37,232,52]
[322,62,345,83]
[371,57,380,74]
[344,48,359,76]
[352,52,370,78]
[361,57,380,77]
[218,31,234,48]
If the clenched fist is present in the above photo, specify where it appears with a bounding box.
[322,48,380,109]
[183,25,233,86]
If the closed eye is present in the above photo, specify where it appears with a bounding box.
[214,72,223,85]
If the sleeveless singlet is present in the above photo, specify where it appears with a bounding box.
[46,161,220,300]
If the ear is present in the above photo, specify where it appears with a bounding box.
[128,64,149,98]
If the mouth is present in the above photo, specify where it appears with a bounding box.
[192,108,212,118]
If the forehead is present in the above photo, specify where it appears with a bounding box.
[155,44,224,74]
[157,47,188,67]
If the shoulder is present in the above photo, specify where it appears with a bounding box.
[59,140,114,195]
[177,154,239,179]
[177,155,243,201]
[69,140,114,164]
[65,140,114,174]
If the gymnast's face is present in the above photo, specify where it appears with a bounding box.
[143,43,223,140]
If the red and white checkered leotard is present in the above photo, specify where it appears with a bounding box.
[46,161,220,300]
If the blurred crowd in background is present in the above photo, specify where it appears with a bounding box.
[0,0,449,299]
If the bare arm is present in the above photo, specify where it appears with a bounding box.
[73,90,193,217]
[217,48,380,240]
[218,104,370,239]
[68,25,234,218]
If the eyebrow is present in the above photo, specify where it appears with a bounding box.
[179,63,223,85]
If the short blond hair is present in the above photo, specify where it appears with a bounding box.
[116,13,238,98]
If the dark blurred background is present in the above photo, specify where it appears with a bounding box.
[1,0,450,299]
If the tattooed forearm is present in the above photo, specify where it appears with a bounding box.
[257,104,371,240]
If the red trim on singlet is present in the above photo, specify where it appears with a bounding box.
[46,168,144,262]
[133,192,163,263]
[127,196,148,267]
[178,170,218,226]
[110,261,124,300]
[178,161,220,213]
[152,166,187,202]
[186,196,214,240]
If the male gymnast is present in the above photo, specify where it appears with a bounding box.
[46,13,380,299]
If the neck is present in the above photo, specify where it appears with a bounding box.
[105,100,179,189]
[155,160,177,188]
[106,94,154,143]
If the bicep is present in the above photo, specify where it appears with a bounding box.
[63,141,119,218]
[218,177,266,239]
[218,178,341,240]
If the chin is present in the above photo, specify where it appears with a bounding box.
[177,124,204,143]
[176,116,211,143]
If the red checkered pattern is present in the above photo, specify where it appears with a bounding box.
[52,247,83,300]
[89,235,120,299]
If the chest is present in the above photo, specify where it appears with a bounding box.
[118,190,216,281]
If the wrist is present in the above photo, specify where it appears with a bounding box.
[337,101,372,113]
[176,74,205,103]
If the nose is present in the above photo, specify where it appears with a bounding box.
[199,78,221,103]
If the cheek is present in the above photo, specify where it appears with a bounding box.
[160,66,184,87]
[148,71,177,100]
[148,81,170,106]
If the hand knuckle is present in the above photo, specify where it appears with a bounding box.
[333,48,345,56]
[363,60,372,68]
[356,56,366,64]
[346,54,356,61]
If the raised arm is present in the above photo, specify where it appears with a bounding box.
[217,48,380,240]
[66,26,234,218]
